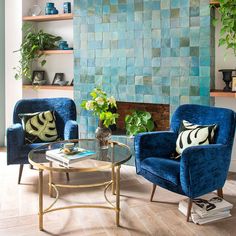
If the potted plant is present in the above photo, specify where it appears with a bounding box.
[14,23,62,80]
[213,0,236,56]
[125,110,155,136]
[212,0,236,90]
[81,88,119,148]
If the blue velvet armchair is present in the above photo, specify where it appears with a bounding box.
[135,104,236,221]
[7,97,78,184]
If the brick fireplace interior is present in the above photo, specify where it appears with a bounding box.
[112,102,170,135]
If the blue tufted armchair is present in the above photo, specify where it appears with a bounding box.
[7,97,78,184]
[135,104,236,221]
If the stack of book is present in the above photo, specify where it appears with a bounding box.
[179,193,233,224]
[46,148,96,168]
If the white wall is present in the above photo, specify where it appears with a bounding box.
[23,88,73,99]
[32,53,74,85]
[5,0,23,129]
[214,11,236,172]
[0,1,5,145]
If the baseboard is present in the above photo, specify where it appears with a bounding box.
[229,159,236,172]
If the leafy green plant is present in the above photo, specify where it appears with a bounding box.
[125,110,154,136]
[212,0,236,55]
[14,23,62,80]
[81,88,119,128]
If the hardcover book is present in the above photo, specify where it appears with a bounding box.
[178,193,233,224]
[192,193,232,217]
[46,148,96,167]
[179,200,231,224]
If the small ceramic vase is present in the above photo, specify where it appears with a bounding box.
[95,120,112,149]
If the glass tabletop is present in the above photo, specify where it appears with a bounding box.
[28,139,132,172]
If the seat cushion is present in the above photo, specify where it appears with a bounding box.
[141,157,180,186]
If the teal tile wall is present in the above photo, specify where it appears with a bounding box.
[74,0,212,139]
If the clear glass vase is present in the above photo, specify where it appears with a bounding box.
[29,5,42,16]
[95,120,112,149]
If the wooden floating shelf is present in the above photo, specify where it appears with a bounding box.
[210,1,220,7]
[40,50,73,55]
[210,90,236,98]
[22,13,73,22]
[23,85,73,91]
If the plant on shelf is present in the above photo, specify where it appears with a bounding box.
[125,110,155,136]
[81,88,119,128]
[212,0,236,56]
[14,23,62,80]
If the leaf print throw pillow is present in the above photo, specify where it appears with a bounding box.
[19,110,59,144]
[175,120,217,158]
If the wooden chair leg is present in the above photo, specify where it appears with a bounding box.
[186,198,192,222]
[18,164,24,184]
[150,184,157,202]
[217,188,223,198]
[66,172,70,181]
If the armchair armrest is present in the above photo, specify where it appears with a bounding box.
[180,144,231,198]
[64,120,78,140]
[7,123,25,165]
[134,131,177,173]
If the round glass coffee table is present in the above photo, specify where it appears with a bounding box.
[28,139,132,231]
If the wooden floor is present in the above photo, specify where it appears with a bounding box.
[1,148,236,236]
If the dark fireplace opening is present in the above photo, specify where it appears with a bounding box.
[112,102,170,135]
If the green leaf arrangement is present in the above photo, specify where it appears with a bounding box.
[125,110,154,136]
[212,0,236,56]
[14,23,62,80]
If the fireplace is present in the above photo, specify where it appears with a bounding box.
[112,102,170,135]
[74,0,212,165]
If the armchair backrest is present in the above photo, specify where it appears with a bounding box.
[13,98,77,139]
[171,104,236,146]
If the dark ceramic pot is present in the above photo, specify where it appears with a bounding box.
[63,2,72,13]
[219,69,236,91]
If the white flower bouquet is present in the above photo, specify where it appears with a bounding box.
[81,88,119,128]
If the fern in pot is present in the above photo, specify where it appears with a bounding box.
[14,23,62,80]
[125,110,155,137]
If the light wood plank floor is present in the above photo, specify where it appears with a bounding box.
[1,148,236,236]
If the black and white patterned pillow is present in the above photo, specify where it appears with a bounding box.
[175,120,217,157]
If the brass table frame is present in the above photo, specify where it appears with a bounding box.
[29,140,131,231]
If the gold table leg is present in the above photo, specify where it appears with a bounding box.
[112,164,116,195]
[49,162,53,198]
[116,165,121,226]
[39,169,43,231]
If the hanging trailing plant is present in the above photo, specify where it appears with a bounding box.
[212,0,236,56]
[14,23,62,80]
